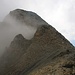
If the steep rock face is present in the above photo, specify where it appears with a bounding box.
[1,25,74,75]
[0,9,75,75]
[27,26,75,75]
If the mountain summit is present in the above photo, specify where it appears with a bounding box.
[0,9,75,75]
[4,9,48,28]
[3,9,49,40]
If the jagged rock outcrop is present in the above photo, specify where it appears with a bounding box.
[0,9,75,75]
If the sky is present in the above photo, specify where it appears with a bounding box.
[0,0,75,46]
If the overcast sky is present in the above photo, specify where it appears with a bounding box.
[0,0,75,46]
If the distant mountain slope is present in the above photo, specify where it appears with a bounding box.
[0,9,75,75]
[0,34,32,75]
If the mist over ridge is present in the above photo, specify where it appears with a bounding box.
[0,9,48,55]
[0,9,75,75]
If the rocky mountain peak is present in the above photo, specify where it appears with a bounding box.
[0,9,75,75]
[10,34,32,49]
[5,9,48,28]
[13,34,25,41]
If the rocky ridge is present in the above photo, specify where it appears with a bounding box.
[0,9,75,75]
